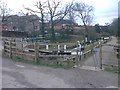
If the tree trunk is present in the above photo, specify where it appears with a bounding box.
[51,16,55,41]
[83,20,88,35]
[41,14,45,37]
[83,20,89,41]
[2,14,5,31]
[51,23,55,41]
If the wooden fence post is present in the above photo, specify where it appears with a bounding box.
[3,40,5,55]
[35,42,38,64]
[21,40,24,59]
[76,41,79,66]
[99,43,102,69]
[9,40,12,59]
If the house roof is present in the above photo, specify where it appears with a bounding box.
[2,31,28,37]
[54,19,78,25]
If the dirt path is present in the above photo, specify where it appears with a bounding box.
[2,56,118,88]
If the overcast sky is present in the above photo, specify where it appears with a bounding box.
[2,0,119,25]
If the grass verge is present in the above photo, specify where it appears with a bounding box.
[14,56,76,69]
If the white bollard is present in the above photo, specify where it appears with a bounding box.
[58,45,60,50]
[64,45,67,52]
[46,45,49,50]
[90,40,92,43]
[85,37,88,42]
[99,41,101,44]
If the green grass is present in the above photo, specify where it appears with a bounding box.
[46,35,84,43]
[14,56,35,64]
[14,56,76,69]
[35,57,76,69]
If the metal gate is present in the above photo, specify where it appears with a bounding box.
[79,38,119,71]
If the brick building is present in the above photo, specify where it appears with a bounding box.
[2,15,40,33]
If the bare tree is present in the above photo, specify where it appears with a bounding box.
[109,18,118,36]
[67,10,75,23]
[0,0,11,30]
[0,1,11,20]
[65,4,76,23]
[73,2,94,37]
[25,0,47,37]
[47,0,73,41]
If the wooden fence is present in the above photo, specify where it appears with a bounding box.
[3,38,98,68]
[3,39,79,67]
[3,38,35,62]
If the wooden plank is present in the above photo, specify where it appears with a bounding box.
[13,52,35,57]
[11,42,16,44]
[5,49,10,52]
[83,50,91,55]
[4,44,10,47]
[4,41,10,43]
[10,46,17,49]
[39,55,76,58]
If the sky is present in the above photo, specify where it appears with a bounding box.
[1,0,119,25]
